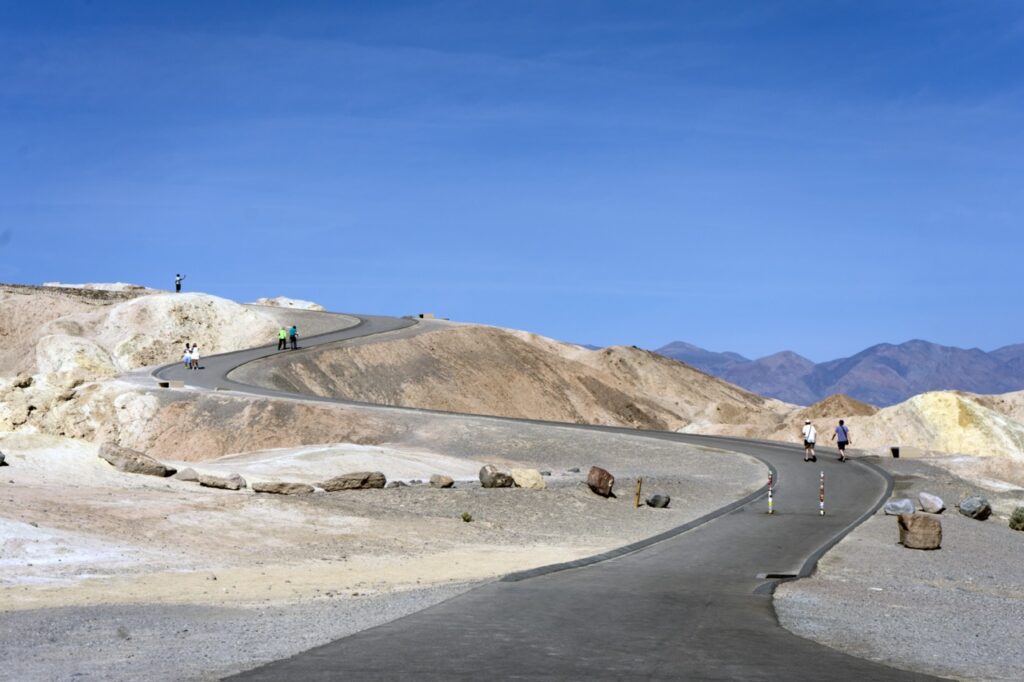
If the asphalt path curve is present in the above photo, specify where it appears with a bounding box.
[154,313,941,681]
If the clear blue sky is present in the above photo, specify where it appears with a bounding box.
[2,1,1022,361]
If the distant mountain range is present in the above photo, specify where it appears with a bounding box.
[655,340,1024,406]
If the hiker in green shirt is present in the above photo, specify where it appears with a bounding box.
[277,327,287,351]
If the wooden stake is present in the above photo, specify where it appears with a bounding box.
[634,477,643,508]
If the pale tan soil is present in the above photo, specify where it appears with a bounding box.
[0,431,764,613]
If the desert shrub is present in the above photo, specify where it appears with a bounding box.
[1009,507,1024,532]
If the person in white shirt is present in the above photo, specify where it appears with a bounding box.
[189,345,200,370]
[801,419,817,462]
[182,344,192,369]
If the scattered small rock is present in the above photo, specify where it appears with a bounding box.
[918,491,945,514]
[251,481,314,495]
[116,625,131,640]
[461,511,473,523]
[0,450,6,467]
[510,468,546,490]
[198,473,246,490]
[479,465,514,489]
[567,467,580,473]
[540,471,551,477]
[386,480,409,489]
[645,494,671,508]
[898,513,941,550]
[430,474,454,489]
[98,443,176,477]
[318,471,387,491]
[173,467,199,482]
[587,466,615,498]
[1009,507,1024,531]
[957,495,991,520]
[883,498,915,516]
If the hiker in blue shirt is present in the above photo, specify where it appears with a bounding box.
[289,325,298,350]
[832,419,852,462]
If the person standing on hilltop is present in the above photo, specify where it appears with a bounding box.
[288,325,298,350]
[277,327,288,351]
[801,419,817,462]
[175,274,186,293]
[190,344,200,370]
[832,419,852,462]
[182,343,192,369]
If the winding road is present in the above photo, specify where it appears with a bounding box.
[155,312,941,681]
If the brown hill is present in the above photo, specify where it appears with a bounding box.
[795,394,879,421]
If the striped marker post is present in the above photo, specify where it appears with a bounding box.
[767,472,774,515]
[819,471,825,516]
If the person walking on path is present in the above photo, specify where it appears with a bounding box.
[801,419,817,462]
[182,343,192,369]
[189,344,200,370]
[175,274,186,293]
[277,327,288,351]
[832,419,852,462]
[288,325,298,350]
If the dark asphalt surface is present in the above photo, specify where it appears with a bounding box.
[154,312,941,681]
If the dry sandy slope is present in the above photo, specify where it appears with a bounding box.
[231,322,792,433]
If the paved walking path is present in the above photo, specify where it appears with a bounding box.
[154,313,941,681]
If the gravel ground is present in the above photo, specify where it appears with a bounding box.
[775,456,1024,681]
[0,583,473,681]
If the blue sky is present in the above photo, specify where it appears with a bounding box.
[2,1,1022,361]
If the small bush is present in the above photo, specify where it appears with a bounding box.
[461,511,473,523]
[1009,507,1024,532]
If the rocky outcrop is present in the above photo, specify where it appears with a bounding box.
[587,466,615,497]
[251,481,314,495]
[1010,507,1024,531]
[958,496,991,520]
[898,513,942,549]
[319,471,386,491]
[98,443,176,477]
[510,468,545,490]
[429,474,454,489]
[198,473,246,490]
[883,498,915,516]
[479,465,514,488]
[0,450,6,467]
[646,494,671,508]
[918,492,945,514]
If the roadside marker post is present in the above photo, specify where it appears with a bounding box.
[819,471,825,516]
[767,473,774,515]
[634,477,643,509]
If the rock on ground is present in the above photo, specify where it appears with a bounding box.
[510,468,545,490]
[883,498,915,515]
[587,466,615,497]
[479,464,514,488]
[98,443,176,477]
[646,494,671,508]
[429,474,454,489]
[198,473,246,490]
[958,495,992,520]
[173,467,199,482]
[897,513,941,549]
[319,471,386,491]
[251,481,314,495]
[918,491,945,513]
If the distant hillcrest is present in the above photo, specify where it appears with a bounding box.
[656,339,1024,407]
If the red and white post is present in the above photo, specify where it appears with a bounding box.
[767,472,774,515]
[819,471,825,516]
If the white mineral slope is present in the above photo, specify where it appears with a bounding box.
[250,296,326,311]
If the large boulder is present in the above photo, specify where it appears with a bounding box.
[98,443,176,477]
[430,474,455,489]
[883,498,916,516]
[479,465,514,489]
[587,466,615,498]
[0,450,6,467]
[958,496,991,520]
[646,494,671,509]
[251,481,314,495]
[510,468,546,490]
[898,513,942,550]
[198,473,246,490]
[319,471,386,491]
[880,497,913,512]
[918,492,945,514]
